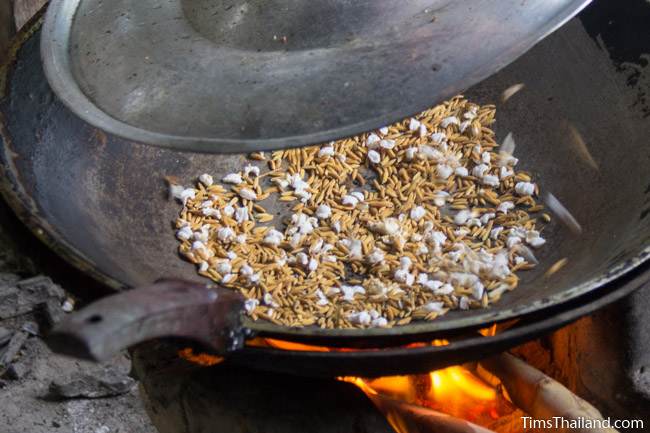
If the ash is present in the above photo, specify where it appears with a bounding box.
[0,273,156,433]
[0,194,155,433]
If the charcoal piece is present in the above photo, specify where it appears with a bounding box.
[3,362,28,380]
[38,299,65,328]
[0,275,66,319]
[49,367,136,399]
[0,327,11,346]
[17,275,65,300]
[21,321,39,336]
[0,286,19,318]
[0,331,27,368]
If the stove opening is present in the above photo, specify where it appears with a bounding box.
[174,318,626,433]
[337,326,516,432]
[175,326,524,432]
[340,357,515,432]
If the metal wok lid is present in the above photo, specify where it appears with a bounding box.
[41,0,591,153]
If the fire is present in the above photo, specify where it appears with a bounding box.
[480,323,498,337]
[246,337,450,351]
[340,366,513,432]
[179,325,496,361]
[247,338,332,352]
[178,347,224,366]
[343,370,512,433]
[180,324,511,431]
[339,330,513,431]
[430,367,496,402]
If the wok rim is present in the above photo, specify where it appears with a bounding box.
[228,260,650,376]
[41,0,593,153]
[1,13,649,343]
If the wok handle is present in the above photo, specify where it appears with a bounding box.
[46,279,245,362]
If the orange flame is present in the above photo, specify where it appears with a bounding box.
[341,363,512,430]
[178,348,224,366]
[247,338,332,352]
[342,369,510,433]
[339,326,513,431]
[180,325,511,430]
[246,337,450,352]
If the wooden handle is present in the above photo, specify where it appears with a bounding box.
[46,279,245,362]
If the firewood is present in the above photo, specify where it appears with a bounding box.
[481,353,618,433]
[367,392,497,433]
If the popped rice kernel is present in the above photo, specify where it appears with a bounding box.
[173,96,548,329]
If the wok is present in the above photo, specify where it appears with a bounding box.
[1,7,649,374]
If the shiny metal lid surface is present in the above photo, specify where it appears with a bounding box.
[41,0,591,153]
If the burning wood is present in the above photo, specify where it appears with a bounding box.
[175,322,624,433]
[332,329,513,431]
[341,361,515,432]
[481,353,619,433]
[347,374,506,428]
[365,393,496,433]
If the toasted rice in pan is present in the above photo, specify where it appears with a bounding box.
[172,96,547,329]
